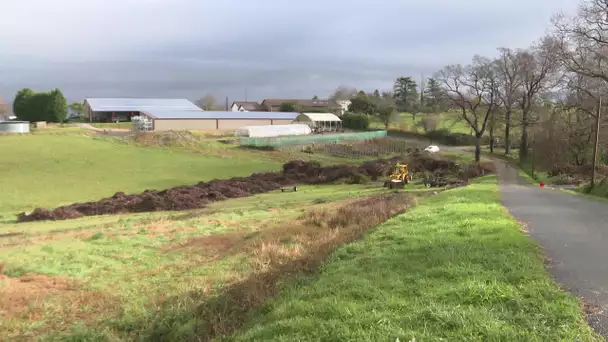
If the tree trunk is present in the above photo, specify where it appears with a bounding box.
[489,124,495,154]
[520,120,529,162]
[504,110,511,154]
[475,136,481,163]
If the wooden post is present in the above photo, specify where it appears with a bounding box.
[592,96,602,189]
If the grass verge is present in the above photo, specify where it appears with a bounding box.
[230,176,600,341]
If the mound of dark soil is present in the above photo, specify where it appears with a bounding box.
[17,155,485,222]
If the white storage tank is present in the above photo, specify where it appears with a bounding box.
[234,124,312,138]
[0,121,30,133]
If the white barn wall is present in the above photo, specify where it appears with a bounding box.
[217,119,272,130]
[153,119,217,131]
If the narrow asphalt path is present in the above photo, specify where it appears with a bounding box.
[497,161,608,337]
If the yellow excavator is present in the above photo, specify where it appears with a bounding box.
[383,163,412,189]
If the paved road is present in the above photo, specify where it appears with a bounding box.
[497,161,608,337]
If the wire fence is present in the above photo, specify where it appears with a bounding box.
[239,130,388,147]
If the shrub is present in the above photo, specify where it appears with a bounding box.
[426,129,486,146]
[417,114,441,133]
[13,88,67,122]
[345,172,371,184]
[341,113,370,130]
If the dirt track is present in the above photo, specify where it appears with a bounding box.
[18,156,488,222]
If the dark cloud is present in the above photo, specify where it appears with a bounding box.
[0,0,580,103]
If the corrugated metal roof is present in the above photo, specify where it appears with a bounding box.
[85,98,201,112]
[297,113,342,122]
[143,110,298,120]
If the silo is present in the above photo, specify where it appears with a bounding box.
[0,121,30,133]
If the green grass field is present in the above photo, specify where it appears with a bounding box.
[0,133,281,219]
[371,112,472,133]
[376,111,520,145]
[231,176,599,341]
[0,129,597,340]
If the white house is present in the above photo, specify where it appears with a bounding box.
[335,100,351,115]
[230,101,263,112]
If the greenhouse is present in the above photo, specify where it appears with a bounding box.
[295,113,342,132]
[234,124,312,138]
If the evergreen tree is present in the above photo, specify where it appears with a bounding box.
[393,77,418,112]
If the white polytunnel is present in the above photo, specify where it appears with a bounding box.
[234,124,312,138]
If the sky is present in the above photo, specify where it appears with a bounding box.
[0,0,581,104]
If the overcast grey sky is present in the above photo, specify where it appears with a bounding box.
[0,0,580,103]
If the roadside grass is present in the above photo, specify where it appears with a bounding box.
[230,176,600,342]
[0,134,281,219]
[0,183,420,340]
[481,148,546,185]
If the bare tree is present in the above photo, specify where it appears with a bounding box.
[516,37,562,162]
[553,0,608,82]
[495,47,525,154]
[197,94,217,110]
[552,1,608,184]
[436,56,499,162]
[329,86,358,101]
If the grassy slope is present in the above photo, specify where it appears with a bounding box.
[375,112,520,144]
[0,184,400,340]
[0,134,281,218]
[232,176,599,341]
[372,112,476,134]
[0,131,433,219]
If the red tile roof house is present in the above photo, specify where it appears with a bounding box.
[0,97,11,121]
[260,99,332,112]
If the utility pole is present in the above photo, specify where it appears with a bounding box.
[531,132,535,180]
[592,96,602,189]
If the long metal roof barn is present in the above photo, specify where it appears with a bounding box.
[85,98,201,112]
[143,110,298,120]
[296,113,341,122]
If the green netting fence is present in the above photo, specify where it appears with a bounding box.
[239,130,388,147]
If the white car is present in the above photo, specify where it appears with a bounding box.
[424,145,440,153]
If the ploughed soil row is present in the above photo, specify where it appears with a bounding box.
[18,155,491,222]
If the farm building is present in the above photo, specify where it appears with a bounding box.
[133,111,298,131]
[295,113,342,132]
[84,98,202,123]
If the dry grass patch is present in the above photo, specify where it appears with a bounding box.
[126,192,417,341]
[0,273,114,326]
